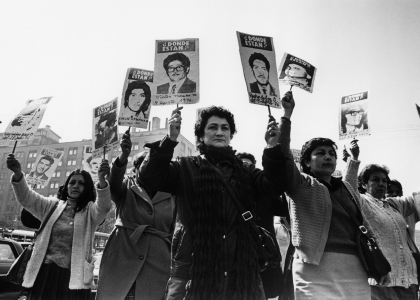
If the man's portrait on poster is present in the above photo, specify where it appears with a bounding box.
[28,155,54,180]
[248,52,278,97]
[157,52,196,94]
[95,111,117,149]
[280,62,313,88]
[340,104,368,134]
[123,80,151,119]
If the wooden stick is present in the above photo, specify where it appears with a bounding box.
[267,105,272,116]
[103,146,106,160]
[290,85,293,91]
[12,141,18,154]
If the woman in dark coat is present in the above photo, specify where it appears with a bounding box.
[139,100,290,300]
[96,132,175,300]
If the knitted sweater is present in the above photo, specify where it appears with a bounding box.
[11,175,112,289]
[344,158,420,287]
[279,118,375,265]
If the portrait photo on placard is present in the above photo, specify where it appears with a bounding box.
[278,53,317,93]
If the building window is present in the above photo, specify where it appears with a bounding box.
[52,171,61,178]
[26,163,34,169]
[50,182,59,189]
[66,171,71,176]
[188,148,192,156]
[67,160,76,166]
[28,151,37,158]
[69,148,77,155]
[58,161,62,167]
[133,144,139,150]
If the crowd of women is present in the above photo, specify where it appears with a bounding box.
[5,90,420,300]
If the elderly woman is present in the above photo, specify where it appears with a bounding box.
[139,103,289,299]
[6,154,111,300]
[343,147,420,300]
[96,132,175,300]
[278,96,389,300]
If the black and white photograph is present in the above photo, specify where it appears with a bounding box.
[339,91,369,140]
[153,39,199,106]
[118,68,153,129]
[92,98,119,158]
[237,31,281,108]
[26,147,64,186]
[278,53,317,93]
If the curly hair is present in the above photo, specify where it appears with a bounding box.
[194,106,237,152]
[388,179,403,195]
[124,80,151,118]
[357,164,390,194]
[163,52,191,73]
[300,138,337,174]
[57,169,96,212]
[131,151,148,173]
[248,52,270,71]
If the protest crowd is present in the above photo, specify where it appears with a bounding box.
[3,33,420,300]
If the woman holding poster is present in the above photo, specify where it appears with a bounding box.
[277,96,390,300]
[96,132,175,300]
[139,104,289,299]
[6,154,112,300]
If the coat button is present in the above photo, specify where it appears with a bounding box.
[139,255,144,260]
[147,210,153,215]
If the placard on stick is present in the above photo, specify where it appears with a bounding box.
[2,97,52,141]
[237,31,281,109]
[92,98,119,158]
[278,53,317,93]
[339,91,370,140]
[152,38,200,106]
[26,147,64,186]
[118,68,154,129]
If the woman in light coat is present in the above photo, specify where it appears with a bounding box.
[7,154,111,300]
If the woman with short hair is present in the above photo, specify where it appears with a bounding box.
[139,101,289,300]
[278,97,389,300]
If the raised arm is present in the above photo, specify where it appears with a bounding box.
[139,107,183,194]
[108,131,131,203]
[90,159,112,225]
[343,140,361,191]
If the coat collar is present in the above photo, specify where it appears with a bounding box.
[130,185,171,206]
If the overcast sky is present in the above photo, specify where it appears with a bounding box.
[1,0,419,192]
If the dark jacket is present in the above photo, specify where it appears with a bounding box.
[156,78,196,94]
[96,158,175,300]
[139,136,288,297]
[249,81,278,97]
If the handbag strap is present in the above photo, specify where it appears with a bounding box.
[35,202,58,239]
[328,187,369,236]
[210,165,262,237]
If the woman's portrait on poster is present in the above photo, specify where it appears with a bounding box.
[123,80,152,119]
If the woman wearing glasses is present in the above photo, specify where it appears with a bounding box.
[340,104,368,134]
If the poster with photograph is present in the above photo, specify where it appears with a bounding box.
[118,68,154,129]
[92,98,119,158]
[339,91,369,141]
[3,97,52,141]
[278,53,317,93]
[153,38,199,106]
[237,31,281,109]
[26,147,64,186]
[82,145,101,183]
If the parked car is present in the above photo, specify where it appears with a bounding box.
[0,237,24,296]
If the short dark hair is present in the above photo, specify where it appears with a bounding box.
[300,138,337,174]
[236,152,256,165]
[124,80,151,117]
[248,52,270,72]
[357,164,390,194]
[57,169,96,212]
[39,155,54,166]
[388,179,403,194]
[194,106,237,152]
[98,111,117,127]
[131,151,149,173]
[163,53,190,72]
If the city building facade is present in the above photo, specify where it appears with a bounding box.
[0,117,195,229]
